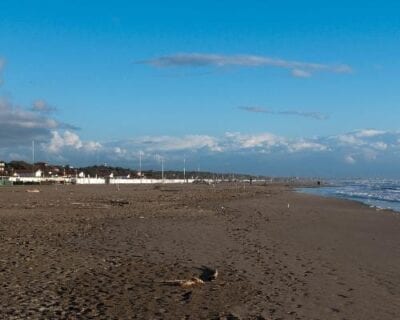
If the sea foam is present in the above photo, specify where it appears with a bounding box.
[298,179,400,212]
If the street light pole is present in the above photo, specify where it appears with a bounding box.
[139,151,142,174]
[161,158,164,182]
[183,157,186,182]
[32,140,35,177]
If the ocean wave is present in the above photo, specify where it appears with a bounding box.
[298,179,400,212]
[334,190,400,203]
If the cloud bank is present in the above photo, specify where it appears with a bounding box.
[2,125,400,177]
[0,98,77,148]
[141,53,352,78]
[239,106,329,120]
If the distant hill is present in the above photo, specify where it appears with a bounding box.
[1,161,265,180]
[77,165,262,180]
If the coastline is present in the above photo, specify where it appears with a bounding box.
[296,184,400,214]
[0,183,399,319]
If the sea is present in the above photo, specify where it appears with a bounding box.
[298,179,400,213]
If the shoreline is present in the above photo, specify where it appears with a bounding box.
[0,183,399,319]
[296,185,400,214]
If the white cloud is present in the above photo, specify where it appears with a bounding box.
[47,131,65,153]
[47,130,101,153]
[114,147,126,155]
[371,142,388,151]
[331,129,396,163]
[225,132,285,149]
[291,69,312,78]
[142,53,352,78]
[63,131,83,149]
[288,141,328,153]
[344,155,356,164]
[355,129,386,138]
[32,99,56,113]
[224,132,330,154]
[86,141,102,152]
[335,130,387,147]
[336,134,363,146]
[135,134,222,152]
[330,129,392,160]
[105,131,331,158]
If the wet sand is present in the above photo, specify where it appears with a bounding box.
[0,183,399,319]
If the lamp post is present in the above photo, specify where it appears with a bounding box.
[161,158,164,182]
[139,151,143,183]
[32,140,35,178]
[183,157,186,182]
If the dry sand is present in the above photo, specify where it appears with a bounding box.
[0,183,399,319]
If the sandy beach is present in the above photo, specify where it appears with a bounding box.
[0,183,399,319]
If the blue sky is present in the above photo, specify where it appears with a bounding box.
[1,1,400,177]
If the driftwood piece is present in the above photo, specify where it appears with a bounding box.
[162,277,205,288]
[161,266,218,289]
[26,189,40,193]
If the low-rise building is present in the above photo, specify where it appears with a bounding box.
[13,169,42,177]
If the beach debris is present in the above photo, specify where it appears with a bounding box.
[182,291,193,302]
[212,269,219,280]
[26,189,40,193]
[198,266,219,282]
[109,199,129,207]
[287,203,290,209]
[71,202,110,209]
[162,277,205,288]
[220,313,242,320]
[71,202,85,206]
[162,266,218,288]
[217,206,226,214]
